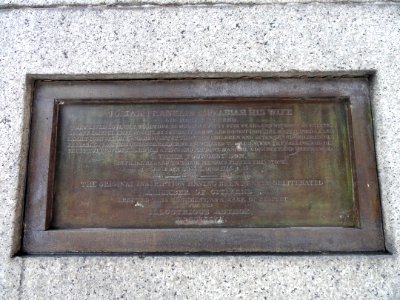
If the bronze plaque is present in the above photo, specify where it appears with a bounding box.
[21,77,385,253]
[53,100,356,229]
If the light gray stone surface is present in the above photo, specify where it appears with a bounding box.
[1,0,400,8]
[0,2,400,299]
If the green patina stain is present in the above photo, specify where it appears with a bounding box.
[52,100,357,229]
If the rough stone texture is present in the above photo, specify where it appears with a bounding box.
[1,0,400,8]
[0,2,400,299]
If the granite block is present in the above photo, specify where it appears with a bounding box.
[0,2,399,299]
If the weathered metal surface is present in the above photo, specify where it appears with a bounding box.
[21,78,385,253]
[52,99,356,229]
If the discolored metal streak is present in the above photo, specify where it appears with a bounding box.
[21,77,385,254]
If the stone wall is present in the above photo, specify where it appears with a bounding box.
[0,1,399,299]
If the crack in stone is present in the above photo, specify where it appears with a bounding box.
[17,258,25,300]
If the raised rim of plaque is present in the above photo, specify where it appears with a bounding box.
[17,76,386,255]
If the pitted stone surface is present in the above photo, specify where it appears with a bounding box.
[1,0,400,8]
[0,3,399,299]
